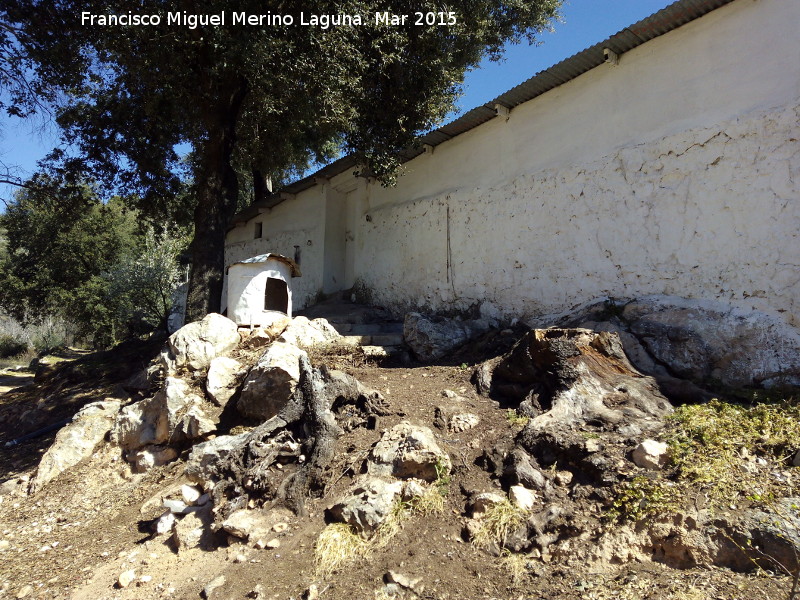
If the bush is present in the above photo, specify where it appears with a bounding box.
[608,397,800,522]
[0,333,28,358]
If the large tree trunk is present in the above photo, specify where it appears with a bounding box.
[185,80,249,322]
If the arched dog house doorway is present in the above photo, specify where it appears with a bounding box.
[226,253,301,326]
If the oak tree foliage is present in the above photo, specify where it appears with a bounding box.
[2,0,560,320]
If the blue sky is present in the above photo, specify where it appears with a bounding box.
[0,0,674,201]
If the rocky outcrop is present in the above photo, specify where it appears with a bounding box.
[277,317,340,348]
[368,422,451,482]
[240,314,292,349]
[185,433,250,486]
[486,328,673,433]
[112,377,216,452]
[236,342,306,420]
[205,356,243,407]
[161,313,239,374]
[403,312,495,362]
[564,296,800,389]
[29,399,121,493]
[327,477,404,534]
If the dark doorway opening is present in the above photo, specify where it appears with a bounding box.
[264,277,289,314]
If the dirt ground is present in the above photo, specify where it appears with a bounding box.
[0,339,794,600]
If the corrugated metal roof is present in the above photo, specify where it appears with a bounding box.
[230,0,734,228]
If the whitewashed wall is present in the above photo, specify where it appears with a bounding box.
[226,0,800,326]
[226,187,325,310]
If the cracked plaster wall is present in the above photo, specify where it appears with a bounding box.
[359,102,799,326]
[225,0,799,324]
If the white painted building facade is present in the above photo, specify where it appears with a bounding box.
[225,254,301,325]
[225,0,800,328]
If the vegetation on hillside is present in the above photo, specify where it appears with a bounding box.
[0,179,188,350]
[609,398,800,523]
[2,0,562,320]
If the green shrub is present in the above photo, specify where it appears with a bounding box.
[608,398,800,522]
[0,333,27,358]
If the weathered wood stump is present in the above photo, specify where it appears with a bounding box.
[477,328,674,487]
[201,356,389,519]
[481,328,673,431]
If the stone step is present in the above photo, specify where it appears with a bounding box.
[361,345,406,359]
[339,334,405,347]
[331,322,403,336]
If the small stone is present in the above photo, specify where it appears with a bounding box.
[234,553,247,563]
[163,499,189,514]
[118,569,136,588]
[509,485,536,511]
[449,413,480,433]
[442,390,459,398]
[401,479,427,501]
[174,512,207,550]
[0,540,9,550]
[555,471,574,486]
[265,538,280,549]
[15,585,33,599]
[156,511,176,535]
[584,439,603,453]
[272,522,289,533]
[181,485,202,505]
[304,584,319,600]
[632,439,669,470]
[247,584,265,599]
[386,571,423,591]
[470,492,506,518]
[140,575,153,584]
[202,575,226,599]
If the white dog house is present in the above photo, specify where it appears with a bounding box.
[226,253,301,325]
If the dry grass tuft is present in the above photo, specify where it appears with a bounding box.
[314,523,369,578]
[314,501,412,577]
[500,550,529,585]
[411,485,446,515]
[471,500,526,550]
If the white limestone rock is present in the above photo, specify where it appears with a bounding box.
[173,504,213,551]
[509,485,537,511]
[129,445,179,473]
[155,511,176,535]
[403,312,495,362]
[29,399,121,493]
[221,509,273,541]
[236,342,307,420]
[277,316,340,348]
[622,296,800,387]
[185,432,249,485]
[161,313,239,374]
[205,356,243,407]
[202,575,226,599]
[112,377,215,452]
[241,314,292,349]
[181,484,202,505]
[632,438,670,470]
[327,477,404,534]
[449,413,480,433]
[367,422,451,482]
[470,492,506,518]
[117,569,136,588]
[174,512,205,550]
